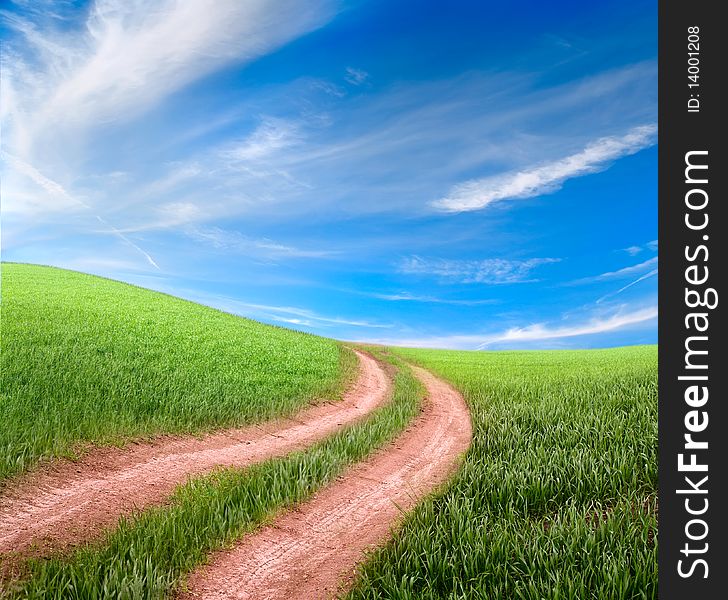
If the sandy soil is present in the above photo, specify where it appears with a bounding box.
[0,350,390,561]
[178,365,472,600]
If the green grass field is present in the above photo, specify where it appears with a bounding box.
[0,263,355,481]
[9,349,423,600]
[347,346,657,600]
[1,264,658,599]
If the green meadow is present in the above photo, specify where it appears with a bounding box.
[8,349,423,599]
[348,346,658,600]
[1,264,658,599]
[0,263,354,481]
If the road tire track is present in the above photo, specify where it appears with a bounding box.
[0,350,390,559]
[178,364,472,600]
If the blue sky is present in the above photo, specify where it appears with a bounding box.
[0,0,657,349]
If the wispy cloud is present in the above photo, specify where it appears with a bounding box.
[222,118,303,163]
[186,226,335,260]
[4,0,336,149]
[1,3,658,351]
[59,256,153,274]
[623,239,658,256]
[432,124,657,213]
[309,79,346,98]
[344,67,369,85]
[3,47,656,228]
[140,163,203,198]
[149,63,654,221]
[596,268,658,303]
[367,291,497,306]
[0,151,160,268]
[95,216,160,269]
[261,305,390,329]
[571,256,658,285]
[359,303,657,350]
[0,150,86,213]
[399,255,559,284]
[189,296,392,330]
[475,305,657,348]
[157,202,204,227]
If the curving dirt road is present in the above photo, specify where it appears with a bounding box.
[0,350,390,559]
[178,365,472,600]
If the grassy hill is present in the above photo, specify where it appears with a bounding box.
[0,263,354,481]
[12,348,423,599]
[349,345,658,599]
[0,262,659,598]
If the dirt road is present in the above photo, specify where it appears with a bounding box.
[178,365,472,600]
[0,350,390,559]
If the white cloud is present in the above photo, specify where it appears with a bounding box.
[596,257,658,279]
[59,256,151,274]
[622,239,658,256]
[100,199,210,234]
[2,44,656,232]
[367,291,497,306]
[432,124,657,212]
[596,268,658,303]
[183,295,392,330]
[223,118,303,163]
[4,0,335,150]
[142,163,203,197]
[255,304,390,329]
[309,79,346,98]
[1,1,336,237]
[399,255,559,284]
[344,67,369,85]
[359,304,657,350]
[95,216,160,269]
[187,226,334,260]
[475,305,657,348]
[0,150,86,213]
[572,256,658,285]
[163,202,202,222]
[0,151,160,268]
